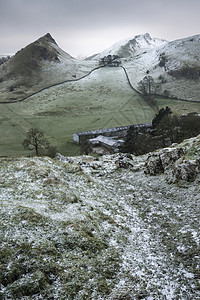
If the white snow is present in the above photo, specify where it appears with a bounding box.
[94,33,167,60]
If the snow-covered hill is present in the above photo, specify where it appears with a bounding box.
[0,33,97,102]
[93,33,167,60]
[0,135,199,298]
[0,32,200,102]
[119,34,200,100]
[91,33,200,101]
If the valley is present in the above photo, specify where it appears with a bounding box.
[0,32,200,157]
[1,66,200,157]
[0,67,155,156]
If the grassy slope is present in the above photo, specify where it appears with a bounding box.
[0,67,200,157]
[0,68,155,156]
[0,136,199,298]
[0,36,96,103]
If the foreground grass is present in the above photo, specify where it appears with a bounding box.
[0,136,199,299]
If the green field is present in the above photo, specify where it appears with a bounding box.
[1,67,200,156]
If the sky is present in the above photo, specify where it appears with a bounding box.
[0,0,200,57]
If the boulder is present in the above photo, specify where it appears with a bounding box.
[166,159,200,183]
[145,147,185,175]
[115,154,134,169]
[144,147,200,183]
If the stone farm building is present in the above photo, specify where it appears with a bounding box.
[73,123,152,154]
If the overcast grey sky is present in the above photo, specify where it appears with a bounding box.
[0,0,200,57]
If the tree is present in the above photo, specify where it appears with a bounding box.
[138,76,160,105]
[22,128,50,156]
[155,114,181,147]
[120,126,136,154]
[121,107,200,156]
[152,107,183,146]
[121,106,180,155]
[139,76,154,95]
[121,125,157,155]
[180,113,200,139]
[99,55,121,67]
[152,106,172,128]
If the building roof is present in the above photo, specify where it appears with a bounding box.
[74,123,152,137]
[89,135,124,147]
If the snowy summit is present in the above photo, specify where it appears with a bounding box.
[93,33,167,59]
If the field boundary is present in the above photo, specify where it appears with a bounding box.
[1,64,200,104]
[0,65,106,104]
[120,66,200,104]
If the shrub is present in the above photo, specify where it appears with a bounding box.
[168,66,200,80]
[159,53,168,70]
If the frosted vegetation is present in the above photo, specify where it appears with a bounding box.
[0,135,199,299]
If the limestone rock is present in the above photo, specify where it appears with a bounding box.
[145,147,185,176]
[166,159,200,183]
[145,146,200,183]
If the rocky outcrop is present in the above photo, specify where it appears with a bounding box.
[166,158,200,183]
[145,138,200,183]
[145,147,185,176]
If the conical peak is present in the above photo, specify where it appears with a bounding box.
[40,33,58,45]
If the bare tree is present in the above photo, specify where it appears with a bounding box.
[138,76,160,105]
[22,128,50,156]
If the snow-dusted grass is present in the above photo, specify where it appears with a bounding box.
[0,136,199,299]
[124,34,200,101]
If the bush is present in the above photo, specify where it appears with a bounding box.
[42,146,57,158]
[168,66,200,80]
[159,53,168,70]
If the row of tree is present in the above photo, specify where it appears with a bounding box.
[99,55,121,67]
[121,108,200,155]
[138,75,161,107]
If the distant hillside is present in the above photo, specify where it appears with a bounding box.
[101,34,200,101]
[0,32,200,102]
[0,33,96,102]
[93,33,167,59]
